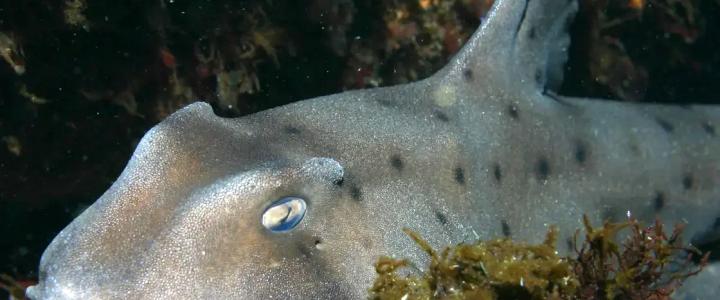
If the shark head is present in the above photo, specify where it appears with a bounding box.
[27,0,720,298]
[26,100,406,299]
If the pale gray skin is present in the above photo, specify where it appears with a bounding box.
[28,0,720,299]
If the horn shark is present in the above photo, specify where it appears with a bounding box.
[27,0,720,299]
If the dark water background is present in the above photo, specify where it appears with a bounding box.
[1,0,719,296]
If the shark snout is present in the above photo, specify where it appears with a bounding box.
[28,154,352,299]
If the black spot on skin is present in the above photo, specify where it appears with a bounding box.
[703,122,716,136]
[683,174,694,190]
[390,154,404,171]
[454,167,466,185]
[462,68,474,81]
[433,109,450,122]
[361,237,373,250]
[493,163,502,183]
[350,185,362,201]
[656,118,674,133]
[314,237,323,247]
[501,220,511,237]
[575,142,587,164]
[566,237,574,251]
[508,104,519,119]
[284,126,301,135]
[333,177,344,187]
[653,192,665,212]
[528,27,536,39]
[536,157,550,180]
[534,69,542,84]
[435,211,448,225]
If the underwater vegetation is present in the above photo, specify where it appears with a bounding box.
[567,0,720,102]
[369,216,708,299]
[0,0,719,297]
[0,274,30,300]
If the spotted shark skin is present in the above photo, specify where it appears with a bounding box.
[27,0,720,299]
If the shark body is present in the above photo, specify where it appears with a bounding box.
[28,0,720,299]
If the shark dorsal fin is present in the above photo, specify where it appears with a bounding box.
[441,0,578,94]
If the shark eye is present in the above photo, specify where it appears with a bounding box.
[261,196,307,232]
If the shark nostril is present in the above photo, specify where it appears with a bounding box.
[314,237,325,250]
[261,196,307,232]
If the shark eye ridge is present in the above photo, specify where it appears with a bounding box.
[261,196,307,232]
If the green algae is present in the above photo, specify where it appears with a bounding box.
[0,274,28,300]
[370,227,577,300]
[369,217,708,300]
[573,216,708,299]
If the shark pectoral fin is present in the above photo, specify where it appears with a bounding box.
[443,0,577,94]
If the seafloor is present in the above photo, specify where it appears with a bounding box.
[1,0,719,297]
